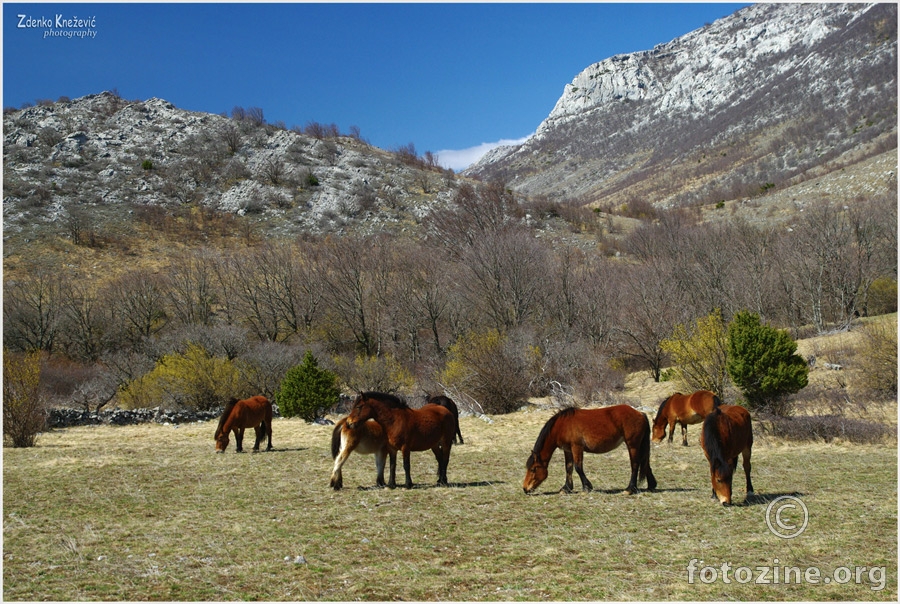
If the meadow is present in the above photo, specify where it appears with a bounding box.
[3,406,896,601]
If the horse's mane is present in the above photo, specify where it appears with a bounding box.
[653,394,676,424]
[701,407,734,480]
[214,398,240,439]
[358,391,409,410]
[531,407,577,458]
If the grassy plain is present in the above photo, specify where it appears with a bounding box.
[3,405,896,601]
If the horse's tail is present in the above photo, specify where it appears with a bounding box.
[637,413,652,486]
[711,393,723,409]
[702,408,733,481]
[331,418,345,459]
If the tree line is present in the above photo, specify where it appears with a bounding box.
[3,182,896,416]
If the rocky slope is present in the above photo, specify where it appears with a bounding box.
[466,3,897,208]
[3,92,458,252]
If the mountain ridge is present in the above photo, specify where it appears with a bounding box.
[465,2,897,208]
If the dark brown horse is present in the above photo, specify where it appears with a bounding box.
[214,395,273,453]
[426,394,464,444]
[652,390,722,446]
[330,416,396,490]
[523,405,657,495]
[701,405,754,505]
[346,392,455,489]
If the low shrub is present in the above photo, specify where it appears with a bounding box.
[761,415,892,444]
[3,350,47,447]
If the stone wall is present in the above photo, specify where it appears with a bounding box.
[48,407,224,428]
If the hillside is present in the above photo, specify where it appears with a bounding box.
[466,3,897,209]
[3,92,460,260]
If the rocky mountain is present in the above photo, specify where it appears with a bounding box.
[466,3,897,209]
[3,92,458,254]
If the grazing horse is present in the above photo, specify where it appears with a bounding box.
[523,405,657,495]
[214,395,273,453]
[346,392,455,489]
[330,416,396,490]
[426,394,464,444]
[701,405,754,505]
[652,390,722,446]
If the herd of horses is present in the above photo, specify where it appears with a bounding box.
[214,389,754,505]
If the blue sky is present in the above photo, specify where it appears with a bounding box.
[3,2,746,170]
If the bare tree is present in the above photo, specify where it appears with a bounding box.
[616,263,688,381]
[165,249,218,327]
[458,227,548,332]
[318,234,383,356]
[103,269,168,347]
[219,121,243,155]
[3,266,64,353]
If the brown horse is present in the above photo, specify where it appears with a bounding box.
[426,394,464,444]
[330,416,396,490]
[523,405,657,495]
[652,390,722,446]
[214,395,273,453]
[701,405,754,505]
[346,392,455,489]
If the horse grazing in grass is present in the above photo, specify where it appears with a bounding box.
[426,394,464,444]
[652,390,722,446]
[701,405,754,505]
[346,392,455,489]
[523,405,657,495]
[214,396,273,453]
[330,416,396,490]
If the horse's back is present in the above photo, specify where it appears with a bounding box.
[565,405,646,452]
[232,395,272,427]
[688,390,721,415]
[703,405,752,455]
[404,404,454,450]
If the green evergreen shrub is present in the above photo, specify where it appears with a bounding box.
[726,311,808,415]
[276,351,340,421]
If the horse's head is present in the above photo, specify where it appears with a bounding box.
[651,396,671,443]
[522,451,549,494]
[709,460,735,505]
[651,422,667,443]
[346,397,374,430]
[215,432,229,453]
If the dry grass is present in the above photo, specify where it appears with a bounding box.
[3,407,896,601]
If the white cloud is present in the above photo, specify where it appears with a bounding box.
[435,134,532,172]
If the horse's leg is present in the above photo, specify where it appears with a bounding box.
[264,418,273,451]
[568,446,593,492]
[402,447,414,489]
[681,423,689,446]
[374,448,387,488]
[234,428,244,453]
[625,442,641,495]
[742,447,754,496]
[668,420,676,444]
[388,450,397,489]
[435,440,451,486]
[252,424,263,452]
[561,450,575,493]
[329,436,352,490]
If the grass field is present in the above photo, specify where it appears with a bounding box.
[3,407,896,601]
